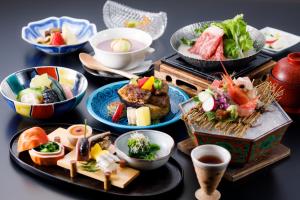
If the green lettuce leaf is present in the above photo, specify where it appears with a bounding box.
[212,14,254,59]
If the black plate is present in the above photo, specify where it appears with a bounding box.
[9,124,183,197]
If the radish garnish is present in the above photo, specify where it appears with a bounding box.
[198,91,213,103]
[202,95,217,112]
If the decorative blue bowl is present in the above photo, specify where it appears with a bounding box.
[22,16,97,55]
[0,66,88,119]
[86,80,189,130]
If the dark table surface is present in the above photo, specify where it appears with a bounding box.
[1,0,300,199]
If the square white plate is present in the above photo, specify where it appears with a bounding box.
[260,27,300,54]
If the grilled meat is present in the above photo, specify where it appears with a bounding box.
[118,84,151,106]
[117,80,171,120]
[153,81,169,96]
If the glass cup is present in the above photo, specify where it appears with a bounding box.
[191,144,231,200]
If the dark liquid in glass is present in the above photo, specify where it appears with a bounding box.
[198,155,223,164]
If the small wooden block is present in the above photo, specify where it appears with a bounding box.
[104,172,111,191]
[47,127,75,150]
[57,150,140,189]
[70,160,77,178]
[177,138,290,182]
[119,160,126,168]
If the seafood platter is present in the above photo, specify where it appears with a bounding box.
[2,0,299,198]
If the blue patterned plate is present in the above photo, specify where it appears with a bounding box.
[22,16,97,55]
[86,80,189,130]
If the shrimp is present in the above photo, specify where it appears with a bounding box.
[220,62,250,105]
[220,62,258,117]
[238,97,258,117]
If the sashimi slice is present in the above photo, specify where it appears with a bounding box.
[189,26,224,60]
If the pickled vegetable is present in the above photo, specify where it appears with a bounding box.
[136,107,151,126]
[127,107,137,125]
[30,74,52,89]
[42,89,60,103]
[17,88,43,104]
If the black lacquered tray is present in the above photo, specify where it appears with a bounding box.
[9,124,183,197]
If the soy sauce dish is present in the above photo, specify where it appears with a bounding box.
[114,130,175,170]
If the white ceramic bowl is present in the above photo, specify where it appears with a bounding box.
[89,28,155,70]
[114,130,175,170]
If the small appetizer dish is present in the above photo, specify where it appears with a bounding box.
[67,124,93,146]
[114,130,175,170]
[180,64,292,164]
[103,0,167,40]
[260,27,300,54]
[170,14,265,69]
[22,16,97,54]
[89,27,155,70]
[0,66,88,119]
[17,127,65,166]
[86,78,189,130]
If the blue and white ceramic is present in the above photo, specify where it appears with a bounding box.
[86,80,189,130]
[0,66,88,119]
[22,16,97,55]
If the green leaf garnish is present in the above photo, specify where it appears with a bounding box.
[205,111,216,121]
[180,37,195,46]
[193,96,200,102]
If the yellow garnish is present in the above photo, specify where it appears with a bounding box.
[90,143,110,160]
[141,76,155,91]
[136,106,151,126]
[90,143,102,160]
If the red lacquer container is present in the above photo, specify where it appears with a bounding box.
[269,52,300,114]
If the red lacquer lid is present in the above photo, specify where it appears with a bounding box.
[272,52,300,84]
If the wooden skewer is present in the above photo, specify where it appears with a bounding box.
[104,172,111,191]
[70,160,77,178]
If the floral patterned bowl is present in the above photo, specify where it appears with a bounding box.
[22,16,97,55]
[86,80,189,130]
[0,66,88,119]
